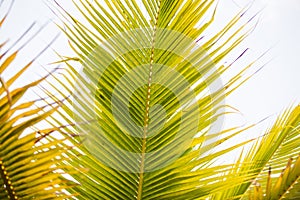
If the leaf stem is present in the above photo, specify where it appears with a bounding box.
[137,1,162,199]
[0,159,18,199]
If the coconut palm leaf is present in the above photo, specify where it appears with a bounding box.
[249,154,300,199]
[1,0,299,199]
[214,105,300,199]
[48,0,265,199]
[46,0,300,199]
[0,3,72,199]
[250,105,300,199]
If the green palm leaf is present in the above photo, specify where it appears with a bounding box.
[1,0,299,199]
[214,105,300,199]
[255,106,300,199]
[249,154,300,199]
[50,0,263,199]
[0,3,72,199]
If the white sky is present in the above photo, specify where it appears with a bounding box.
[225,0,300,122]
[1,0,300,160]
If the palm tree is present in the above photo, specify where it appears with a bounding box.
[1,0,300,199]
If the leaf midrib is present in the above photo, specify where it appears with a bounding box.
[279,174,300,200]
[0,159,18,200]
[137,1,162,199]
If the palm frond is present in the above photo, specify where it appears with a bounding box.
[49,0,264,199]
[250,154,300,199]
[0,3,72,199]
[215,104,300,199]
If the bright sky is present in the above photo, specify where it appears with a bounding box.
[1,0,300,160]
[225,0,300,123]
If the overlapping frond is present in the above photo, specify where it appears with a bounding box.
[248,105,300,199]
[1,0,299,199]
[250,154,300,199]
[0,3,72,199]
[215,105,300,199]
